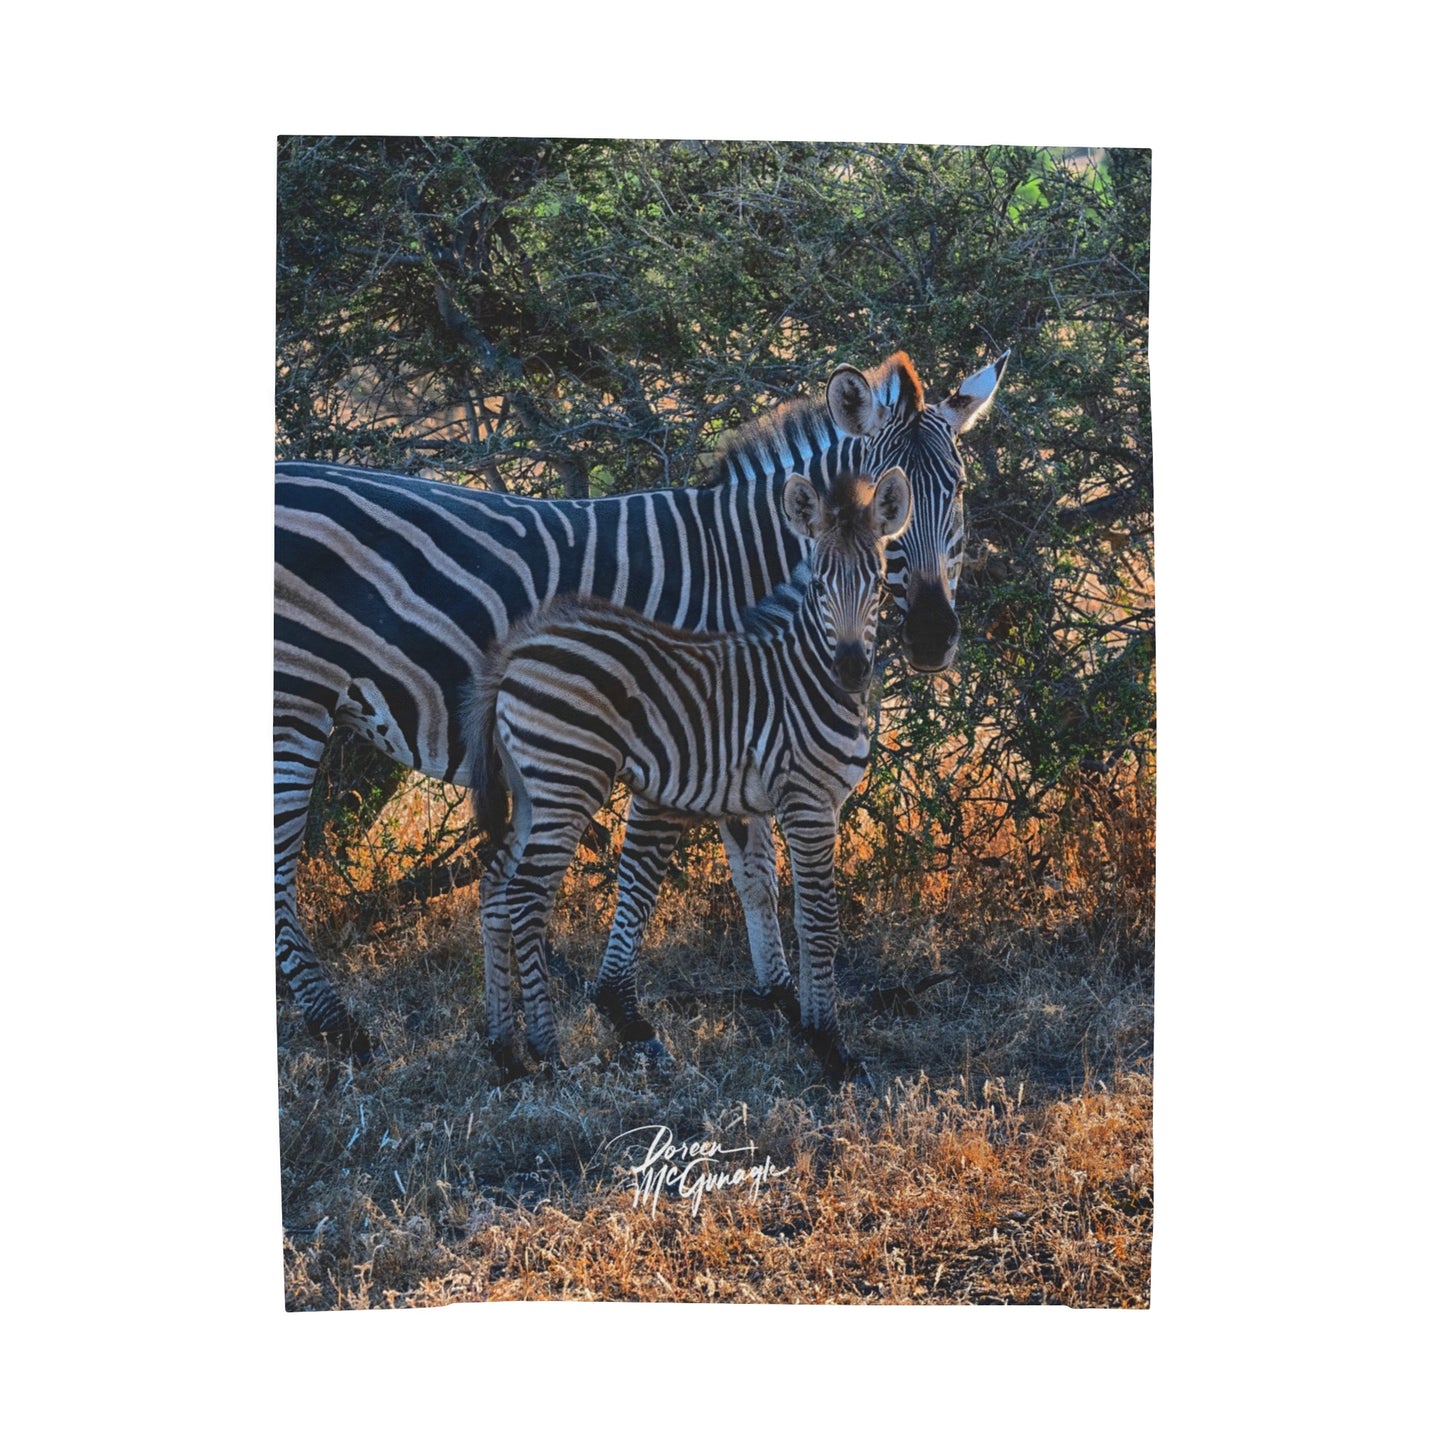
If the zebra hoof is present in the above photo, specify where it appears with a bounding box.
[593,985,662,1049]
[802,1027,863,1086]
[488,1040,529,1083]
[760,984,803,1033]
[618,1016,659,1045]
[826,1053,871,1088]
[525,1039,562,1073]
[592,983,638,1029]
[312,1014,375,1066]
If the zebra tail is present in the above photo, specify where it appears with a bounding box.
[467,657,510,847]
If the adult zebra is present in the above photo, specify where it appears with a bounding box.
[470,469,913,1081]
[275,349,1008,1058]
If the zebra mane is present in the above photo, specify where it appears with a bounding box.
[478,567,807,652]
[740,567,808,635]
[497,593,745,652]
[707,351,926,484]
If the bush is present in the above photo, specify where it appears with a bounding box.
[278,138,1153,913]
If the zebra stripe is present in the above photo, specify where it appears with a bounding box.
[470,471,913,1082]
[274,350,1008,1056]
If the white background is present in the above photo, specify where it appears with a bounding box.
[3,2,1438,1438]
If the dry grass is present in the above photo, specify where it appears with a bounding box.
[280,777,1152,1310]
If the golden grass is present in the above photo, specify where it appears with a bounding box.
[285,1075,1151,1308]
[281,771,1153,1309]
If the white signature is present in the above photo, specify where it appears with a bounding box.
[607,1124,789,1217]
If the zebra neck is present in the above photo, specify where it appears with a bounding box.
[708,429,867,618]
[652,470,803,627]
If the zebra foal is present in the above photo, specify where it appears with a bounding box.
[468,469,912,1082]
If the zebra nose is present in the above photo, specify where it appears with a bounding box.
[903,582,960,672]
[835,642,871,694]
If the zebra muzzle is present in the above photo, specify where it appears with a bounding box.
[901,582,960,672]
[834,642,872,694]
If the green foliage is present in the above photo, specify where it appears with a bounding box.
[278,137,1153,873]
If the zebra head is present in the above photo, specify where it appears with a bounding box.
[782,468,914,696]
[826,350,1009,673]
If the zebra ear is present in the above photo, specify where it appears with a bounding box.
[939,350,1009,434]
[826,364,885,438]
[871,467,913,542]
[782,474,824,540]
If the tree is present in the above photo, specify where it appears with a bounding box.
[278,137,1153,895]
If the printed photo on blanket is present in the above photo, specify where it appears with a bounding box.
[275,138,1154,1309]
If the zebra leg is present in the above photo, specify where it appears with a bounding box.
[479,825,527,1080]
[274,694,374,1062]
[595,797,686,1049]
[719,814,800,1028]
[503,808,597,1068]
[776,803,858,1083]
